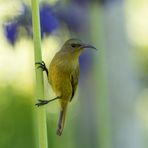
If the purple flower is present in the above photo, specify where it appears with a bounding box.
[40,4,59,38]
[4,4,32,45]
[4,3,59,45]
[4,21,19,45]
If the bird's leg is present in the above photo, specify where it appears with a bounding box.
[35,61,48,76]
[35,96,60,107]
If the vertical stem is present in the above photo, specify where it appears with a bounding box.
[31,1,48,148]
[90,4,112,148]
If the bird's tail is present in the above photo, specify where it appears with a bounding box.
[56,107,67,136]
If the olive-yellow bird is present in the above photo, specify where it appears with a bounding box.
[35,38,96,136]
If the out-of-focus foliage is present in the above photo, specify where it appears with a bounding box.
[0,86,34,148]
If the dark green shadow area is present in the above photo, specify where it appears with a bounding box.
[0,86,35,148]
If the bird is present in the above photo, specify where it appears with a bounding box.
[35,38,96,136]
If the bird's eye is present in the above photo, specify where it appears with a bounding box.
[71,43,81,48]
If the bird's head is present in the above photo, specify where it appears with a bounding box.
[61,38,97,55]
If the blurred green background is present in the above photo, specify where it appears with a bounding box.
[0,0,148,148]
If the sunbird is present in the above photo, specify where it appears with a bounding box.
[35,38,96,136]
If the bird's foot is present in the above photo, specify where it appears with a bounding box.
[35,97,60,107]
[57,128,62,136]
[35,99,49,107]
[35,61,48,76]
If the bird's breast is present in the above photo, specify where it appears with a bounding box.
[48,56,79,98]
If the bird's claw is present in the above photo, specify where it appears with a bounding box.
[35,61,46,69]
[35,99,49,107]
[35,61,48,75]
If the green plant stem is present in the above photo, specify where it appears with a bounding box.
[90,5,112,148]
[31,0,48,148]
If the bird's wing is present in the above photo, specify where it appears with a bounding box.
[70,66,80,102]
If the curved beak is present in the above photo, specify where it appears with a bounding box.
[79,44,97,50]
